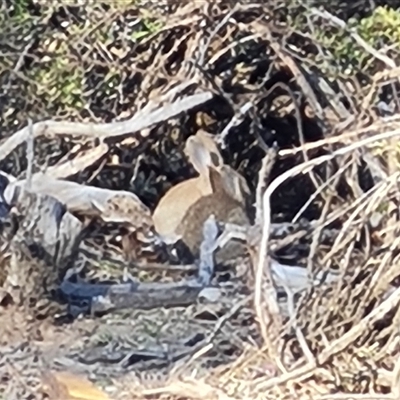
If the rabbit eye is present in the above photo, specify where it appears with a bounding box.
[210,152,221,167]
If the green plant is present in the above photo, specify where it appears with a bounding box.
[317,6,400,73]
[35,40,84,109]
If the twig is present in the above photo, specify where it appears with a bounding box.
[198,4,239,67]
[171,295,251,375]
[258,23,324,118]
[392,336,400,398]
[198,214,219,286]
[218,102,253,149]
[311,8,398,70]
[321,172,400,265]
[264,80,324,192]
[25,118,34,192]
[309,8,400,187]
[292,157,353,223]
[278,276,315,366]
[41,142,109,179]
[0,91,213,161]
[209,33,262,65]
[256,287,400,391]
[4,38,35,95]
[255,144,278,225]
[130,154,144,186]
[255,126,400,345]
[279,126,400,158]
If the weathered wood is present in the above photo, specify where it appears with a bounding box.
[2,189,83,315]
[90,280,204,313]
[5,176,153,231]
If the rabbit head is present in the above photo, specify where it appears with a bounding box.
[184,130,224,173]
[185,130,250,203]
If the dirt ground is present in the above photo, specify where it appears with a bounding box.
[1,1,400,399]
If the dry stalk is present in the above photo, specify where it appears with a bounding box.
[25,118,34,192]
[321,173,399,264]
[0,91,212,161]
[255,286,400,391]
[311,8,398,70]
[256,124,400,364]
[292,157,353,223]
[392,347,400,398]
[316,394,396,400]
[255,146,277,225]
[42,142,109,179]
[362,68,400,111]
[198,4,239,67]
[279,120,400,158]
[305,191,336,286]
[141,378,237,400]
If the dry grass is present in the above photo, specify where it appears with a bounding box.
[1,1,400,399]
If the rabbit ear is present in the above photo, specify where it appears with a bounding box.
[185,136,211,175]
[218,165,250,204]
[185,131,223,174]
[195,130,223,167]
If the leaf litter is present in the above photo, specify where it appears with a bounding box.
[0,1,400,399]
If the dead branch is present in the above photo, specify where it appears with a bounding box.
[0,91,212,161]
[4,175,153,229]
[90,280,204,314]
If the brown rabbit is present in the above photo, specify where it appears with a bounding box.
[152,130,250,260]
[152,133,216,244]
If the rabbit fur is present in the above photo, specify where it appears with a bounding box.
[152,130,251,259]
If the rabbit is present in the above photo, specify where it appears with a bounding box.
[152,133,216,244]
[152,130,251,261]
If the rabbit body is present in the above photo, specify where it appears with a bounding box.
[152,130,250,260]
[175,186,250,258]
[152,174,212,243]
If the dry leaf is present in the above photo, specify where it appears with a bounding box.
[41,371,112,400]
